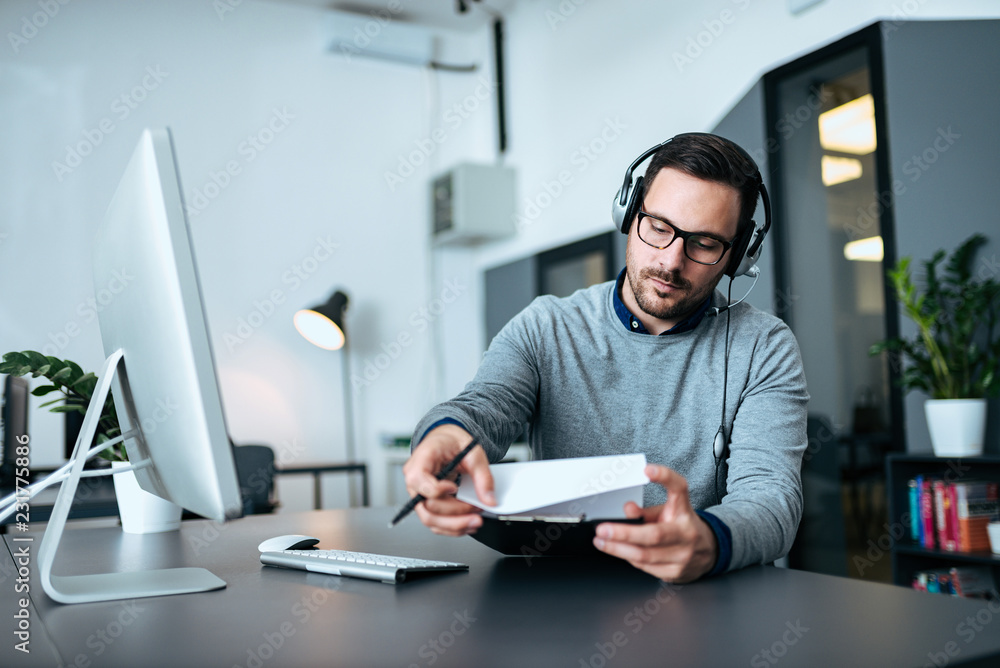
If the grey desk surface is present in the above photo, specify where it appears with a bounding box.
[4,507,1000,667]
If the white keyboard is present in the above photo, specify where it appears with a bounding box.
[260,548,468,584]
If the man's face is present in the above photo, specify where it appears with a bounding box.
[623,167,741,333]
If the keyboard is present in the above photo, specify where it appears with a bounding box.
[260,548,469,584]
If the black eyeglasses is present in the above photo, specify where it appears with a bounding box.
[635,210,734,266]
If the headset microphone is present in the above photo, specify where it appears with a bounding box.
[707,265,761,317]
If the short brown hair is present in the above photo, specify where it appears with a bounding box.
[643,133,762,235]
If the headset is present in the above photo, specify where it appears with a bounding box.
[611,133,773,502]
[611,132,771,280]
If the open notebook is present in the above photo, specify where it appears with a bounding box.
[456,454,649,557]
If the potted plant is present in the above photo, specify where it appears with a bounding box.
[0,350,123,460]
[870,234,1000,456]
[0,350,181,532]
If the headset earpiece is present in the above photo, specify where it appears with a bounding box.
[611,187,628,233]
[726,221,759,278]
[612,176,645,234]
[620,176,644,235]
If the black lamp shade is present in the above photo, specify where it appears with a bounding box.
[294,290,349,350]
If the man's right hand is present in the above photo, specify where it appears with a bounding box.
[401,424,496,536]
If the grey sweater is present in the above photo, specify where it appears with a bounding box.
[412,280,809,572]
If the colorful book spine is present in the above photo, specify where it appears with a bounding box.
[949,566,998,599]
[919,476,936,550]
[913,567,997,598]
[933,480,957,551]
[908,479,920,542]
[946,483,960,553]
[955,481,999,552]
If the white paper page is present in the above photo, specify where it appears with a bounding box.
[509,486,642,519]
[456,453,648,516]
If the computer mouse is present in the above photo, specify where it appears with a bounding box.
[257,534,320,553]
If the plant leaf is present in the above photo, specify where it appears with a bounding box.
[50,366,73,384]
[944,234,985,283]
[44,357,66,375]
[25,350,49,369]
[49,404,87,415]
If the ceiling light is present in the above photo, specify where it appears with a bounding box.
[821,155,863,186]
[819,93,876,155]
[844,236,884,262]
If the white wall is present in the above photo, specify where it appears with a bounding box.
[0,0,493,508]
[2,0,998,508]
[448,0,1000,432]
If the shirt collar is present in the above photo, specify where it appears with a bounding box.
[613,267,711,335]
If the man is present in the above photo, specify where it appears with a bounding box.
[404,133,808,583]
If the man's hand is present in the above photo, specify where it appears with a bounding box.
[593,464,718,583]
[401,424,495,536]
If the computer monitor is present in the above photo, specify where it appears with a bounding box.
[36,128,243,604]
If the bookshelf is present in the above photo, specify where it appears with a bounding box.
[886,454,1000,588]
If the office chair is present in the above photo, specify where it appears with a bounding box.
[231,444,278,515]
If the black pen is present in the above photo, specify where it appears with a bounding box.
[388,439,480,528]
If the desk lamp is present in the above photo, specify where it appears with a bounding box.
[294,291,358,500]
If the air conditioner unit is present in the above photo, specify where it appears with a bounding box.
[327,10,437,66]
[432,163,516,246]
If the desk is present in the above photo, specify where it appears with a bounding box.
[4,508,1000,667]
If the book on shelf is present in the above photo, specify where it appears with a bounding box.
[933,480,957,552]
[918,475,935,549]
[912,566,998,599]
[908,479,920,542]
[906,476,999,554]
[955,481,999,552]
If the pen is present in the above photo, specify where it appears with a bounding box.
[388,439,480,528]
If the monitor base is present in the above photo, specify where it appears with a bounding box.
[36,350,229,604]
[45,569,226,605]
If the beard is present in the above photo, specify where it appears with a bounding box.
[626,259,724,323]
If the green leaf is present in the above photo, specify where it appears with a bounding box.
[24,351,49,369]
[39,397,67,409]
[49,404,87,415]
[71,371,95,387]
[44,357,66,374]
[71,372,98,400]
[65,360,84,384]
[944,234,985,283]
[50,366,73,384]
[30,385,61,397]
[2,351,29,366]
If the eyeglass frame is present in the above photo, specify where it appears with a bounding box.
[634,208,736,266]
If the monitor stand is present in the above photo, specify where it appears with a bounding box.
[36,349,227,604]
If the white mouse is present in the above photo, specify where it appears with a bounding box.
[257,534,320,553]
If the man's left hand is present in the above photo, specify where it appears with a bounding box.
[593,464,718,583]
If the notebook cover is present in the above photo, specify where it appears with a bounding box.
[469,515,643,558]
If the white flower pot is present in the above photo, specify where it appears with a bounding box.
[924,398,987,457]
[111,462,182,534]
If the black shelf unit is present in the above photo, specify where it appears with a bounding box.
[886,454,1000,589]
